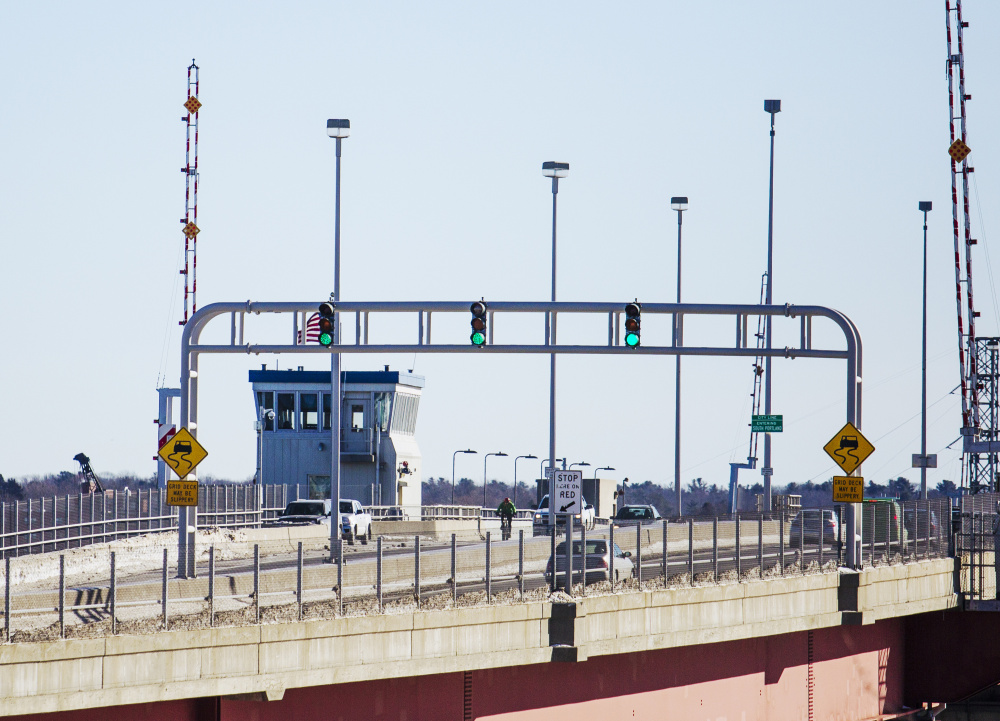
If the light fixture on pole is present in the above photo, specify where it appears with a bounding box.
[540,457,566,480]
[671,195,688,517]
[569,461,590,471]
[513,454,537,509]
[593,466,615,480]
[326,118,349,560]
[762,100,780,513]
[452,449,477,505]
[484,452,508,508]
[542,160,569,531]
[918,201,934,500]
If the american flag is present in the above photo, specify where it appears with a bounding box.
[298,312,321,343]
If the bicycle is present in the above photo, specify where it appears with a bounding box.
[500,515,513,541]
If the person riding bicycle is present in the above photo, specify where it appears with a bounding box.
[497,497,516,538]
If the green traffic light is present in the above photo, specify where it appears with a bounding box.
[624,331,640,348]
[319,332,334,347]
[471,331,486,346]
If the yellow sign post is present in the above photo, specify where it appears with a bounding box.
[832,476,864,503]
[157,427,208,479]
[823,422,875,475]
[166,480,199,506]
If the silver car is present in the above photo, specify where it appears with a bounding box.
[545,539,635,584]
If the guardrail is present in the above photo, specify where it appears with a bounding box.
[0,502,950,644]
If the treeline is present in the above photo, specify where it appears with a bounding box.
[2,470,962,514]
[420,475,962,517]
[0,472,240,503]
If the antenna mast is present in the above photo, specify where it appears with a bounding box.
[179,60,201,326]
[946,2,999,492]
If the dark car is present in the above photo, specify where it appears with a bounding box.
[614,505,662,526]
[789,509,839,547]
[545,539,635,584]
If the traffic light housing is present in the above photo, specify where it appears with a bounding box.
[470,300,488,346]
[318,302,335,347]
[624,302,641,348]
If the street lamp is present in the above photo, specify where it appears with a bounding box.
[762,99,780,512]
[452,449,477,505]
[513,454,537,509]
[326,118,349,560]
[671,195,688,517]
[542,161,569,532]
[569,461,590,472]
[484,452,508,508]
[540,457,565,479]
[593,466,615,480]
[919,201,933,500]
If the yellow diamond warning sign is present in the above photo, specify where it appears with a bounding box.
[157,427,208,479]
[182,222,200,239]
[184,96,202,114]
[167,480,199,506]
[832,476,864,503]
[949,138,971,163]
[823,422,875,475]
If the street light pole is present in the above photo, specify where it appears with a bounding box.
[542,161,569,532]
[593,466,615,480]
[326,119,349,558]
[484,452,508,508]
[919,201,933,500]
[671,196,688,517]
[452,449,477,506]
[569,462,590,472]
[762,100,780,512]
[513,454,537,509]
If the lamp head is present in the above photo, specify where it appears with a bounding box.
[326,119,351,138]
[670,196,688,212]
[542,161,570,178]
[918,201,933,212]
[764,99,781,114]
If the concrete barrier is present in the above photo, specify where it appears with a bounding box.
[0,558,958,717]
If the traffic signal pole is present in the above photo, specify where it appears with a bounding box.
[331,135,343,564]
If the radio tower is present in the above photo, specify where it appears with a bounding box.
[179,60,201,326]
[946,2,998,492]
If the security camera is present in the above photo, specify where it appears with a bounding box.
[265,410,275,421]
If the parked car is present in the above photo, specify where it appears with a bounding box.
[273,500,331,526]
[545,539,635,584]
[339,499,373,545]
[533,494,596,532]
[788,509,839,547]
[613,505,662,526]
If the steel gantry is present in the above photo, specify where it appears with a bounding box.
[174,300,864,575]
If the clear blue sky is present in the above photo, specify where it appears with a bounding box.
[3,1,999,495]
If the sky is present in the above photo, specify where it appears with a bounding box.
[3,1,1000,498]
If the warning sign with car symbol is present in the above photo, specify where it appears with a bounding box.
[157,427,208,479]
[823,422,874,475]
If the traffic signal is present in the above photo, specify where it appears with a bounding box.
[470,300,488,346]
[624,302,641,348]
[318,302,335,347]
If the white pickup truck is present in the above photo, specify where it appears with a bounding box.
[339,499,373,545]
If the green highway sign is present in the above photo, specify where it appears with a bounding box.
[751,415,783,433]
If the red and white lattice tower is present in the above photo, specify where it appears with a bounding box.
[946,2,999,492]
[179,60,201,326]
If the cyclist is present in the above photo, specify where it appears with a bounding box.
[497,497,516,540]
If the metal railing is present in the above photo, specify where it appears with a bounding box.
[0,503,951,644]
